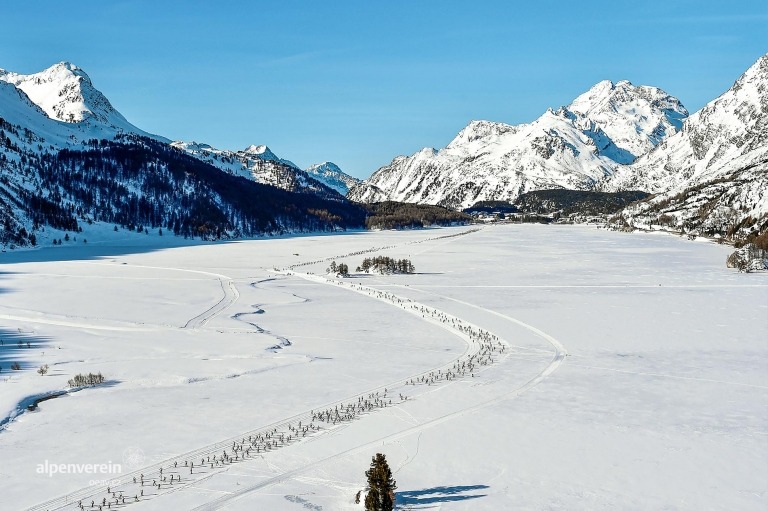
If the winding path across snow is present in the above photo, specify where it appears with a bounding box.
[24,228,567,511]
[188,272,567,511]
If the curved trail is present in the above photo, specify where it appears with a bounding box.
[25,227,566,511]
[25,273,509,511]
[183,278,239,329]
[190,273,566,511]
[78,261,241,331]
[25,276,494,510]
[1,262,239,331]
[390,282,568,357]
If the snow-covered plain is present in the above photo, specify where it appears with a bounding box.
[0,225,765,510]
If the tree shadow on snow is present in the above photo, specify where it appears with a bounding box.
[396,484,489,508]
[0,326,53,373]
[0,228,376,266]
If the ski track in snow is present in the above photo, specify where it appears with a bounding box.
[183,277,239,330]
[74,261,241,331]
[24,227,567,511]
[184,272,566,511]
[0,262,240,332]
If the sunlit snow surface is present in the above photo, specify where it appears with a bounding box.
[0,225,765,510]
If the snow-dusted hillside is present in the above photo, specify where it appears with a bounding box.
[305,161,360,195]
[0,62,364,249]
[602,54,768,237]
[0,62,158,138]
[0,67,165,247]
[348,81,687,209]
[170,141,346,199]
[0,63,347,201]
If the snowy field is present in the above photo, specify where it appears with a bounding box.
[0,225,766,510]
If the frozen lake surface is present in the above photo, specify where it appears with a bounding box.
[0,225,765,510]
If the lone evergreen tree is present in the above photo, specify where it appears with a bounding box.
[364,453,396,511]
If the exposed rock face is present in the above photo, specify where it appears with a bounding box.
[603,54,768,237]
[349,81,688,209]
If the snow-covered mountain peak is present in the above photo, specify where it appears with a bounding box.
[568,79,617,111]
[569,78,686,121]
[600,53,768,235]
[244,144,270,155]
[172,140,345,198]
[728,52,764,93]
[39,61,89,81]
[735,52,767,87]
[305,162,360,195]
[350,77,693,208]
[308,161,342,173]
[446,120,517,150]
[566,78,689,158]
[0,62,116,125]
[240,144,300,168]
[0,61,86,83]
[0,61,157,142]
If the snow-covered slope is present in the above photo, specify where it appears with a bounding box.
[348,82,687,209]
[0,61,339,199]
[0,65,162,151]
[0,62,362,249]
[305,162,360,195]
[0,71,154,247]
[603,53,768,236]
[0,62,158,139]
[171,142,345,199]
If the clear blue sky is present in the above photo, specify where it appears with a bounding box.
[1,1,766,178]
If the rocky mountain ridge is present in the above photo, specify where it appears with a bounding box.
[348,79,688,209]
[602,54,768,238]
[349,54,767,239]
[0,63,365,248]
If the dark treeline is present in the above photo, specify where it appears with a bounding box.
[4,136,367,243]
[362,201,471,229]
[514,189,650,216]
[463,200,519,215]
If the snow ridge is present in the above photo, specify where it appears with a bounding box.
[0,62,155,138]
[602,53,768,235]
[348,81,688,209]
[304,162,360,195]
[170,142,345,198]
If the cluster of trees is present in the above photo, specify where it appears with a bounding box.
[67,372,106,388]
[357,256,415,274]
[737,230,768,250]
[0,209,36,247]
[514,189,649,216]
[362,201,471,229]
[727,244,768,272]
[327,260,350,276]
[463,200,519,215]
